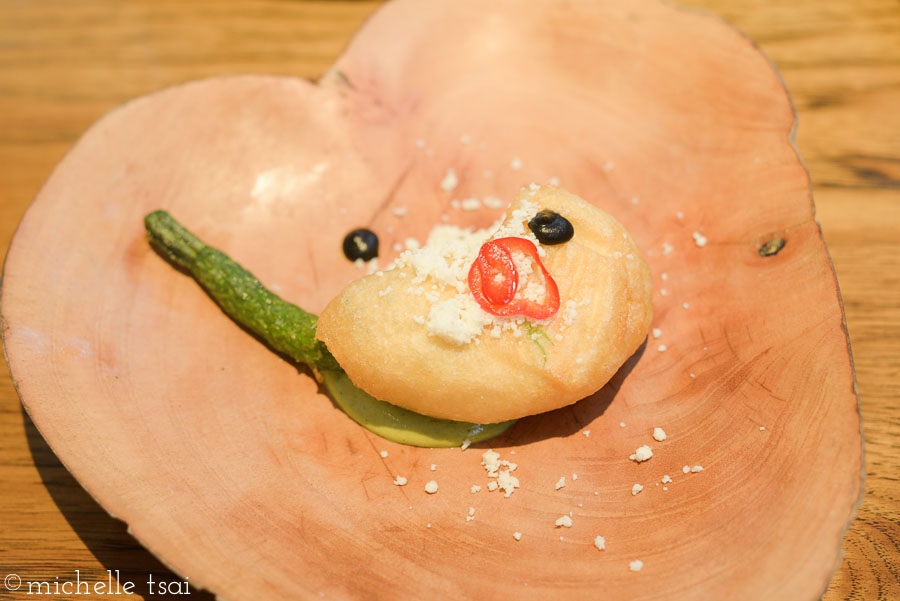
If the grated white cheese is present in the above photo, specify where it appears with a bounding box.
[682,465,691,474]
[692,232,708,247]
[631,483,644,496]
[424,480,439,494]
[510,157,523,170]
[658,344,667,352]
[482,195,505,209]
[594,536,606,551]
[629,560,643,572]
[662,242,674,256]
[471,485,482,493]
[760,426,766,431]
[425,294,492,345]
[380,450,389,458]
[661,475,673,484]
[440,168,459,193]
[691,465,704,473]
[392,207,408,217]
[619,422,626,428]
[513,531,523,541]
[652,427,667,442]
[629,445,653,463]
[555,477,567,490]
[393,475,407,486]
[652,328,662,339]
[683,302,690,310]
[461,197,480,211]
[555,515,573,528]
[572,473,578,481]
[582,430,591,438]
[497,470,520,497]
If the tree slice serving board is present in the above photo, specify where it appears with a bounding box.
[0,0,862,600]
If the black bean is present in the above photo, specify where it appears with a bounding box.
[342,228,379,261]
[528,210,574,245]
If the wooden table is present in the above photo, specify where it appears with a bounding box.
[1,1,896,599]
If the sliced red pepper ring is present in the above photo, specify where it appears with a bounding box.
[476,240,518,305]
[468,237,560,320]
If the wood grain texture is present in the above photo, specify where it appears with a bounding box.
[0,1,896,600]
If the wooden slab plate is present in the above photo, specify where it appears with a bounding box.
[1,0,863,599]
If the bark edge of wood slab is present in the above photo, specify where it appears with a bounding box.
[0,0,863,600]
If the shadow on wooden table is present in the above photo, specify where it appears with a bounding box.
[21,406,215,600]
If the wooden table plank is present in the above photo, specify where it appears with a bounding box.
[1,1,897,599]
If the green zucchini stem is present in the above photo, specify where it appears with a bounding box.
[144,210,341,372]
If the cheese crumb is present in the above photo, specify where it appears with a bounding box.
[555,477,566,490]
[658,344,667,352]
[461,438,472,451]
[393,475,407,486]
[392,207,408,217]
[461,197,481,211]
[482,195,505,209]
[594,536,606,551]
[661,272,668,281]
[629,560,643,572]
[440,168,459,192]
[572,473,578,481]
[582,430,591,438]
[662,242,674,256]
[619,422,626,428]
[652,328,662,339]
[510,157,523,170]
[691,465,704,473]
[471,485,482,493]
[430,464,437,471]
[380,450,389,458]
[631,483,644,495]
[652,427,667,442]
[513,531,523,541]
[487,481,499,492]
[692,232,708,247]
[629,445,653,463]
[426,294,491,345]
[661,475,673,484]
[555,515,573,528]
[682,302,690,310]
[682,465,691,474]
[497,470,520,497]
[760,426,766,431]
[424,480,439,494]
